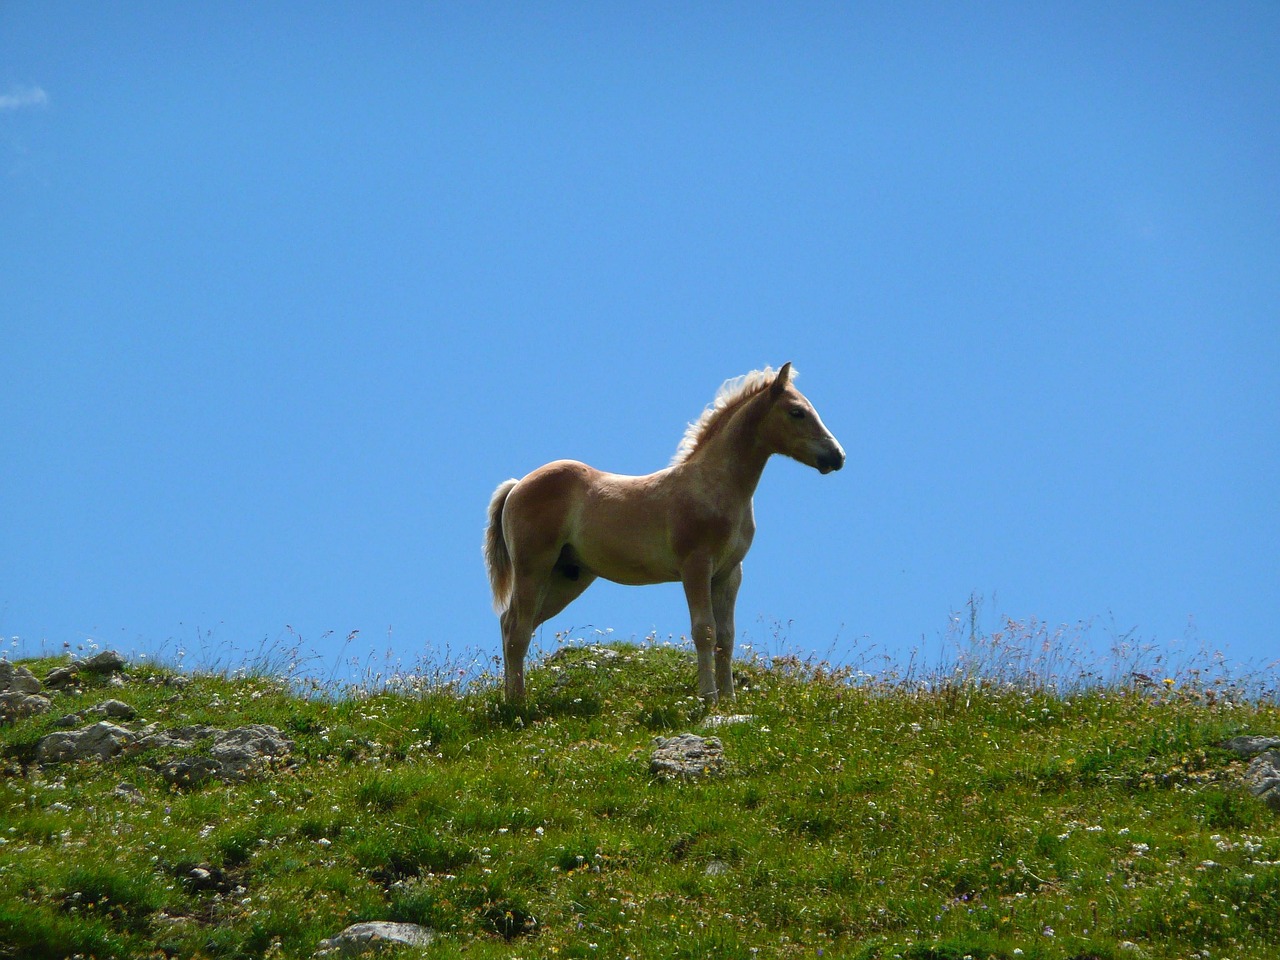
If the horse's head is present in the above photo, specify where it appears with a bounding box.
[761,362,846,474]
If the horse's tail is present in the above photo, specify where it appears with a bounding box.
[484,478,519,614]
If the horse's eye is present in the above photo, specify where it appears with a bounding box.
[788,408,806,419]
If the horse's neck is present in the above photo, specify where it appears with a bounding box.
[682,399,770,500]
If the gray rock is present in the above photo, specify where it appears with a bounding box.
[43,650,127,689]
[0,662,48,722]
[650,733,724,778]
[91,699,137,719]
[316,922,436,957]
[0,661,43,694]
[1245,750,1280,811]
[36,721,138,764]
[0,691,51,722]
[1223,735,1280,758]
[42,665,80,689]
[56,699,138,728]
[81,650,126,674]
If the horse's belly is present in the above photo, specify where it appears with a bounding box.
[577,544,679,586]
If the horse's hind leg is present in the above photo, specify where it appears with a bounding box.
[502,559,596,703]
[501,572,541,704]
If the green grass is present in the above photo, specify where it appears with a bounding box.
[1,642,1277,959]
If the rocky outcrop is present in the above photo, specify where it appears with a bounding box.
[650,733,724,778]
[33,720,293,785]
[135,724,294,786]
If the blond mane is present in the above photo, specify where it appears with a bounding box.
[671,365,792,466]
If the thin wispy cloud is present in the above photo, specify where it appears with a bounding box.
[0,85,49,111]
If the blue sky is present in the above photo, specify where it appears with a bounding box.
[3,3,1277,680]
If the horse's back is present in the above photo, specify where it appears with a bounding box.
[512,459,597,500]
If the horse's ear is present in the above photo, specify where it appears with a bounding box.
[770,362,793,398]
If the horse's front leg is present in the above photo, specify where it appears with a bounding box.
[680,558,719,703]
[711,563,742,703]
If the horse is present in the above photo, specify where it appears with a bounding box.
[483,362,845,704]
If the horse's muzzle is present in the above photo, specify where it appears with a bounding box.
[817,450,845,474]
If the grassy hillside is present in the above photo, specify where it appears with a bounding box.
[1,642,1278,959]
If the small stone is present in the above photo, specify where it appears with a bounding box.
[704,860,730,876]
[113,782,146,804]
[172,862,229,893]
[316,922,436,957]
[90,699,137,720]
[650,733,724,778]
